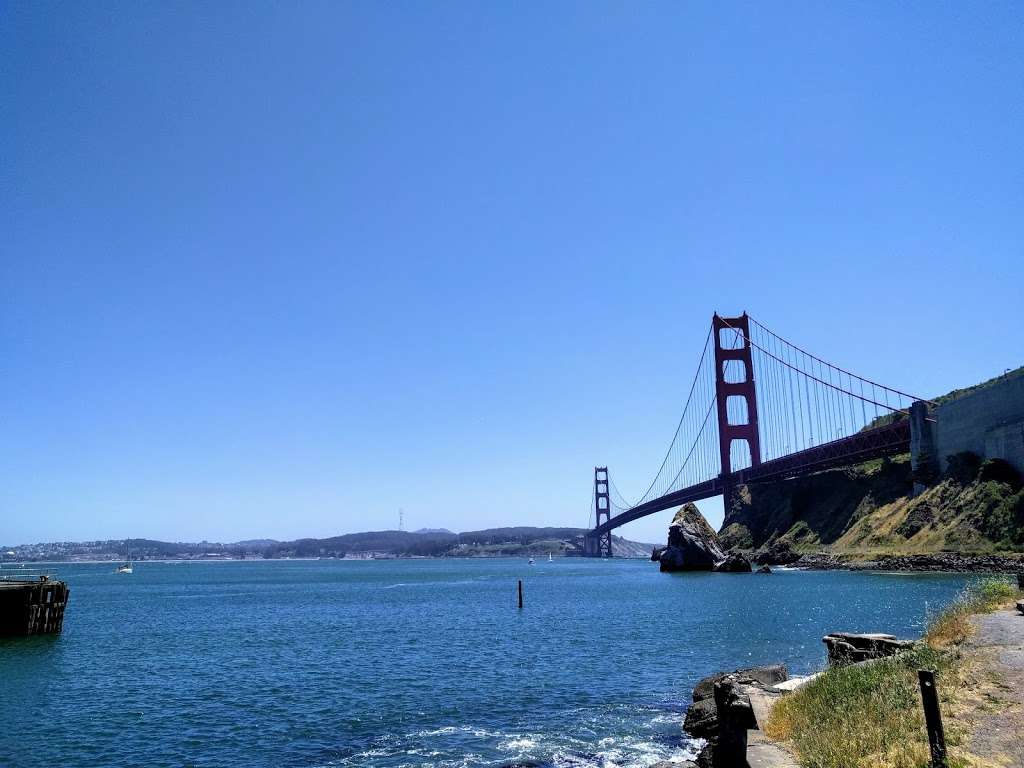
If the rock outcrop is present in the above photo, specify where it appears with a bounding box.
[658,504,726,572]
[683,664,789,768]
[752,537,802,565]
[713,553,753,573]
[791,552,1024,572]
[822,632,914,665]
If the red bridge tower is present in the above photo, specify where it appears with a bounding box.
[584,466,613,557]
[713,312,762,504]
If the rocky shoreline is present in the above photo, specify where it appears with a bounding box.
[782,552,1024,573]
[651,502,1024,575]
[669,631,923,767]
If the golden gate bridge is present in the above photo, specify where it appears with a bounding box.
[584,312,935,556]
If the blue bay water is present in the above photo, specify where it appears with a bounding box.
[1,559,977,768]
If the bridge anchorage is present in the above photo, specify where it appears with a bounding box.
[583,311,936,557]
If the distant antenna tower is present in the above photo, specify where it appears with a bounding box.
[399,508,404,531]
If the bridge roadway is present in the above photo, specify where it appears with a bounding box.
[591,419,911,538]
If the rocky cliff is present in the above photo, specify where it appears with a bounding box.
[718,452,1024,563]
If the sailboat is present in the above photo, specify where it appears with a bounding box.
[548,553,553,562]
[116,543,133,574]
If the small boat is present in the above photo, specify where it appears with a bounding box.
[528,557,535,565]
[116,543,133,574]
[548,553,553,562]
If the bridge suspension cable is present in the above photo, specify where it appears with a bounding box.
[601,312,935,523]
[605,326,723,515]
[719,314,933,466]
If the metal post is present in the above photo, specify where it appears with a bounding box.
[918,670,947,768]
[517,579,523,609]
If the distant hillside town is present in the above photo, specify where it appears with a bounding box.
[2,527,655,562]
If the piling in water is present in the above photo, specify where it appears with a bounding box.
[518,579,523,609]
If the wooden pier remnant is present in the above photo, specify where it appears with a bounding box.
[0,576,70,636]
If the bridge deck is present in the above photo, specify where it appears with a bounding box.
[591,420,910,537]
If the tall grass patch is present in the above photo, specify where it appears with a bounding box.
[765,577,1019,768]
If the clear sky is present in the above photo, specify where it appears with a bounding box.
[3,2,1022,547]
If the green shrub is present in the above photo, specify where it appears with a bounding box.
[977,458,1022,489]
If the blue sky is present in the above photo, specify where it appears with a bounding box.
[3,2,1022,546]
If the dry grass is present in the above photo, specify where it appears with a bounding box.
[764,578,1020,768]
[925,579,1018,649]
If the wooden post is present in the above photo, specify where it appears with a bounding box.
[918,670,947,768]
[517,579,523,609]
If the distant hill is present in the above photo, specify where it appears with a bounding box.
[231,539,280,548]
[3,527,656,561]
[259,526,655,559]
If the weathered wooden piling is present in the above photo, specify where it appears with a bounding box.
[517,579,523,609]
[0,578,70,636]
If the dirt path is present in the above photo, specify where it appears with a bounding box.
[967,608,1024,767]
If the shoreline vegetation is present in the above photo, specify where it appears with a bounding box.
[763,577,1023,768]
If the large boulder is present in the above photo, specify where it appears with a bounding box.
[659,503,726,572]
[682,696,718,738]
[685,664,789,768]
[688,664,788,705]
[684,664,788,742]
[822,632,914,665]
[713,553,753,573]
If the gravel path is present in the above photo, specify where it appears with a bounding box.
[968,608,1024,767]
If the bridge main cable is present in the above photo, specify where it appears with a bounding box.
[717,315,932,415]
[616,325,717,510]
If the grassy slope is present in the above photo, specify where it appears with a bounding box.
[719,454,1024,558]
[765,578,1021,768]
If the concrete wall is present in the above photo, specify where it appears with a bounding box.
[934,368,1024,474]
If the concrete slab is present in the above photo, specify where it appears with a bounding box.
[747,731,799,768]
[747,689,779,730]
[772,673,821,692]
